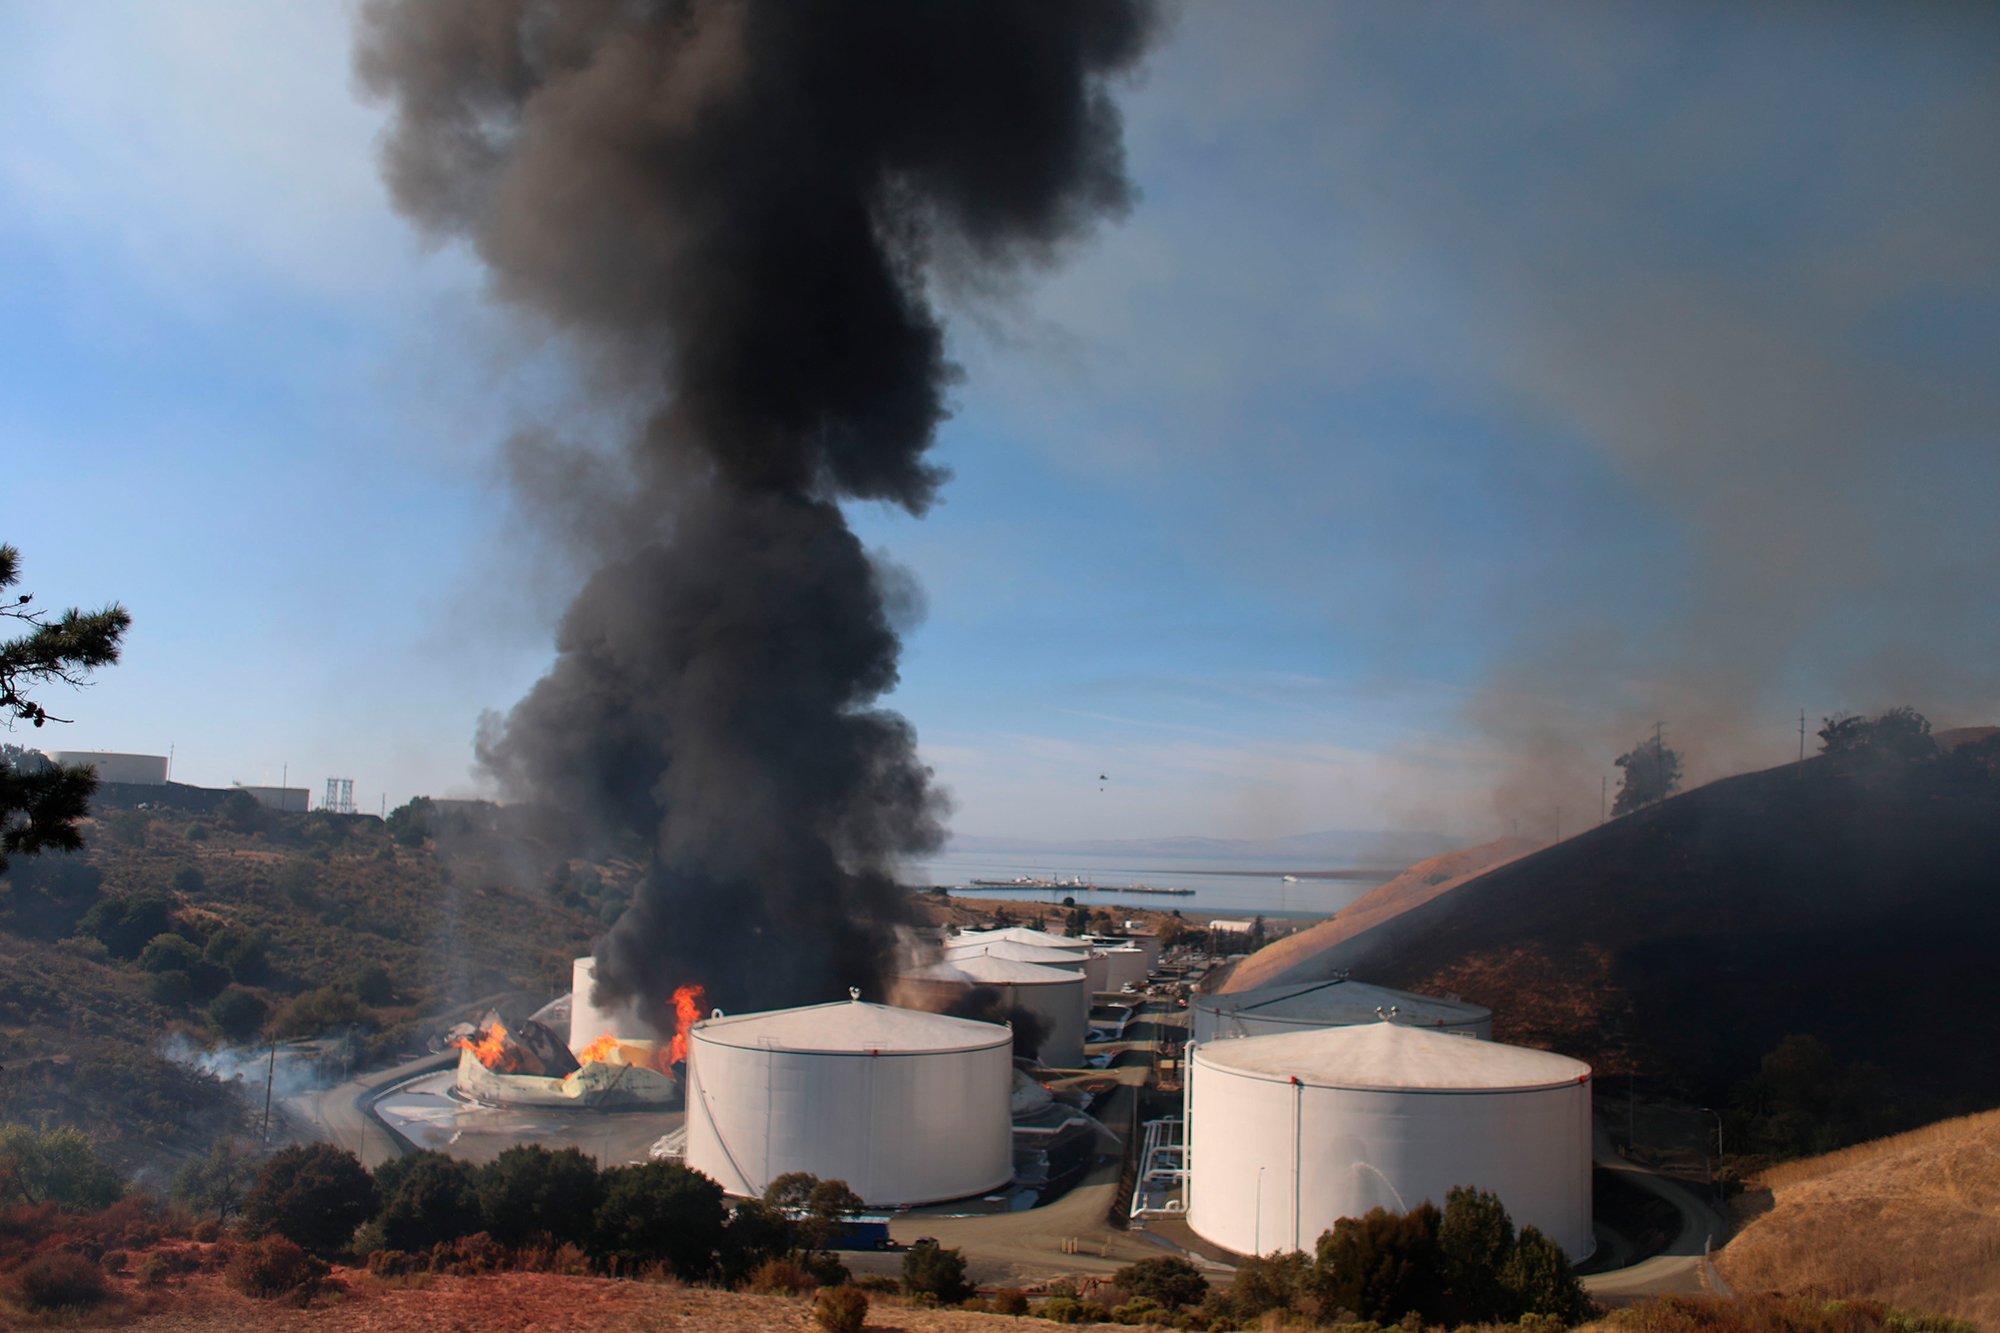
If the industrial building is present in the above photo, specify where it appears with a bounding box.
[1184,1021,1592,1259]
[1192,978,1493,1043]
[684,995,1013,1207]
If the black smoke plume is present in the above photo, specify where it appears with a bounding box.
[357,1,1158,1023]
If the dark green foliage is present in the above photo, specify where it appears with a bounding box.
[815,1284,869,1332]
[1111,1254,1209,1311]
[375,1150,482,1252]
[171,865,206,895]
[146,968,194,1007]
[1502,1225,1592,1325]
[0,545,130,874]
[1614,732,1684,815]
[139,932,202,974]
[1439,1185,1517,1321]
[77,891,174,959]
[208,985,270,1040]
[272,985,365,1038]
[721,1198,799,1284]
[1314,1201,1445,1323]
[173,1137,258,1221]
[1731,1033,1892,1159]
[12,1249,109,1310]
[0,850,101,939]
[0,1123,123,1208]
[1220,1248,1315,1322]
[592,1161,726,1278]
[475,1144,604,1247]
[348,961,395,1006]
[242,1143,377,1255]
[901,1239,972,1305]
[1819,707,1938,769]
[203,925,269,984]
[386,796,434,847]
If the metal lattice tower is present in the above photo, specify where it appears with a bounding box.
[323,777,356,815]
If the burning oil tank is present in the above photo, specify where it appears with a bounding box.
[684,995,1012,1207]
[1193,978,1493,1043]
[897,954,1087,1068]
[452,1009,677,1109]
[1186,1021,1592,1260]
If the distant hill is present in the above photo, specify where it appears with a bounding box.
[1228,743,2000,1110]
[1717,1108,2000,1328]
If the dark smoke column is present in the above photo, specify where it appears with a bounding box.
[357,1,1158,1022]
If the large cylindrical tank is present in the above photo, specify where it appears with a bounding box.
[568,956,651,1055]
[953,927,1091,953]
[1186,1022,1592,1259]
[897,955,1087,1068]
[948,939,1111,996]
[43,750,168,786]
[684,998,1013,1207]
[1097,945,1148,992]
[1194,979,1492,1043]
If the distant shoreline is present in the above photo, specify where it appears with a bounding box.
[1165,867,1398,880]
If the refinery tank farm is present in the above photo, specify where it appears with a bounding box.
[348,916,1611,1282]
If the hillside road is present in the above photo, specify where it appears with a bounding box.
[1583,1120,1731,1302]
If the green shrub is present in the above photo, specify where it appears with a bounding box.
[1040,1295,1085,1323]
[592,1161,725,1279]
[13,1250,109,1310]
[375,1151,482,1253]
[1113,1295,1162,1324]
[901,1237,972,1304]
[0,1123,124,1209]
[815,1284,869,1333]
[241,1143,376,1254]
[172,866,206,895]
[208,986,270,1041]
[476,1144,603,1247]
[1114,1254,1210,1311]
[853,1273,901,1294]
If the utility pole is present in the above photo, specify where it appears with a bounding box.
[1799,710,1807,762]
[1554,805,1562,842]
[1600,776,1607,823]
[260,1039,277,1144]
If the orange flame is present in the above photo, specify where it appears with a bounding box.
[670,984,705,1065]
[573,1034,620,1065]
[452,1018,526,1072]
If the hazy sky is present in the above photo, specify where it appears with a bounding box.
[3,2,1994,842]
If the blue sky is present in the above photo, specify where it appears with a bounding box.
[3,3,1994,842]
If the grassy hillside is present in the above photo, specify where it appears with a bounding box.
[1716,1108,2000,1328]
[1272,741,2000,1122]
[0,799,611,1172]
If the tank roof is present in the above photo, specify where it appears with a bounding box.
[913,954,1083,986]
[692,998,1012,1055]
[1196,1020,1589,1092]
[945,940,1089,967]
[1199,978,1488,1027]
[953,927,1090,951]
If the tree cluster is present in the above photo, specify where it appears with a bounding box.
[0,543,129,874]
[1090,1189,1591,1328]
[1613,732,1683,816]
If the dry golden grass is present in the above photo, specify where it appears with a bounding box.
[1716,1108,2000,1328]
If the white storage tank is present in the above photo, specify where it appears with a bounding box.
[1186,1022,1592,1260]
[568,956,651,1054]
[684,996,1013,1207]
[43,750,169,786]
[1194,979,1492,1043]
[948,938,1110,996]
[954,926,1091,953]
[898,955,1087,1068]
[1097,944,1148,992]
